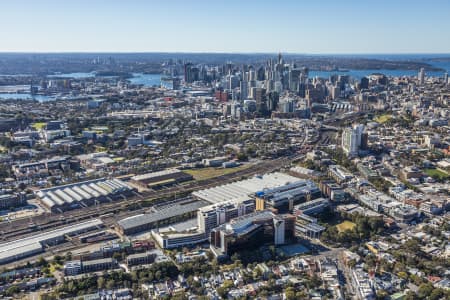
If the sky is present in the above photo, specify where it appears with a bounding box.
[1,0,450,54]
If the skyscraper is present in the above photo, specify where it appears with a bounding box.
[226,74,239,90]
[331,85,340,100]
[254,88,268,116]
[248,69,256,81]
[444,72,448,85]
[360,77,369,90]
[184,63,193,83]
[288,69,302,92]
[267,91,279,112]
[341,124,365,156]
[240,80,248,100]
[184,63,199,83]
[418,68,425,85]
[257,66,265,81]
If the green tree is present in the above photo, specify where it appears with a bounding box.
[231,252,240,263]
[295,291,308,299]
[5,285,20,296]
[37,256,49,267]
[106,279,115,290]
[418,282,434,299]
[376,289,389,300]
[216,286,228,299]
[97,277,105,289]
[54,255,63,265]
[404,291,417,300]
[429,288,444,300]
[237,152,248,161]
[155,270,162,281]
[404,239,421,253]
[347,259,357,269]
[397,271,408,280]
[285,287,296,300]
[112,252,122,261]
[65,252,73,262]
[130,271,138,282]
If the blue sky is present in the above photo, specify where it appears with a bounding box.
[1,0,449,53]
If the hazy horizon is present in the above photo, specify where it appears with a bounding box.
[0,51,449,56]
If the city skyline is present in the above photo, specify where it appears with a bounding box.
[1,0,450,54]
[0,2,449,296]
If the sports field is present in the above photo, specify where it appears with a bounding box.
[425,168,449,180]
[336,220,356,233]
[184,164,251,180]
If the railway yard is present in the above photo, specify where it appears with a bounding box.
[0,155,301,268]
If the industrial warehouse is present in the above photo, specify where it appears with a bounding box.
[130,168,193,189]
[117,199,209,235]
[35,178,135,212]
[0,219,103,265]
[192,172,302,204]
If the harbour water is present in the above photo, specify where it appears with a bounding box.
[0,93,55,101]
[46,72,162,86]
[128,73,162,86]
[0,73,162,101]
[47,72,95,78]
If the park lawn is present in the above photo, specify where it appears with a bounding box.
[95,146,107,152]
[336,220,356,233]
[185,164,251,180]
[31,122,47,130]
[424,168,449,180]
[374,114,392,124]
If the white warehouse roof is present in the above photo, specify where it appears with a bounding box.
[35,178,132,208]
[0,219,103,264]
[192,172,300,204]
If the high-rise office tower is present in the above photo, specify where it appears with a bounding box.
[331,85,340,100]
[257,66,265,81]
[444,72,448,85]
[254,88,268,115]
[289,69,302,92]
[267,92,279,112]
[184,63,199,83]
[249,70,256,81]
[338,75,350,90]
[360,77,369,90]
[184,63,193,83]
[227,75,239,90]
[240,80,248,101]
[418,68,425,85]
[278,99,295,113]
[265,79,274,92]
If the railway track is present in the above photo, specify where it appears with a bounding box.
[0,155,299,242]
